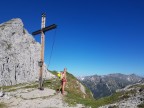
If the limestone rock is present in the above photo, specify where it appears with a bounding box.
[0,18,54,86]
[99,83,144,108]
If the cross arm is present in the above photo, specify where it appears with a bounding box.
[32,24,57,36]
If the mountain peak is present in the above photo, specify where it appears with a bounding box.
[79,73,142,99]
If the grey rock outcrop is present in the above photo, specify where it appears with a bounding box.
[0,18,54,86]
[99,83,144,108]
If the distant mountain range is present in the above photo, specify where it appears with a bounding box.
[78,73,143,99]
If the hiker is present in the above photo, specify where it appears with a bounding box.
[56,68,67,95]
[61,68,67,95]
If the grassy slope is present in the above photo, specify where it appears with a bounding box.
[1,70,143,108]
[50,71,144,108]
[49,70,123,108]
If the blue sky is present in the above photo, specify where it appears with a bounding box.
[0,0,144,76]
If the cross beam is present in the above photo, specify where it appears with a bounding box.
[32,24,57,35]
[32,13,57,90]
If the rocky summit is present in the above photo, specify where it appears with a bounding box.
[0,18,54,86]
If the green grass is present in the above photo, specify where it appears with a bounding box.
[49,70,95,107]
[64,91,124,108]
[0,79,53,93]
[0,83,24,89]
[128,84,144,89]
[0,83,26,92]
[0,82,39,92]
[22,84,38,89]
[64,83,138,108]
[137,102,144,108]
[49,70,128,108]
[55,71,122,108]
[0,103,7,108]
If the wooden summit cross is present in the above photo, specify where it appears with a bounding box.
[32,13,57,90]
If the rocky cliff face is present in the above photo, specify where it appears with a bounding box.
[78,73,142,99]
[0,18,54,86]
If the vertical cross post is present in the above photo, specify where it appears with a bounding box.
[32,13,57,90]
[39,13,46,90]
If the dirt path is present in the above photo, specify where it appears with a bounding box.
[0,88,84,108]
